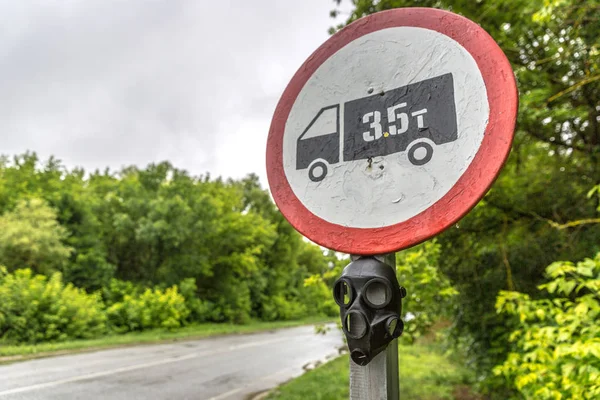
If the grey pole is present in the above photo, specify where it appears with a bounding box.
[349,253,399,400]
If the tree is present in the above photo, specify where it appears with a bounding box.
[0,153,115,290]
[0,198,73,275]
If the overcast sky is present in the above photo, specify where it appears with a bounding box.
[0,1,348,186]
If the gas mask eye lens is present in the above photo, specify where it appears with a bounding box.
[386,316,404,338]
[344,310,368,339]
[333,279,354,307]
[363,278,392,308]
[387,318,398,335]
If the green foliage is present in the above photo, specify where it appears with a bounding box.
[0,198,73,275]
[62,249,116,294]
[303,276,339,318]
[396,241,458,342]
[0,155,337,328]
[0,154,340,344]
[106,285,190,333]
[102,278,143,306]
[494,253,600,399]
[260,294,308,321]
[0,267,106,343]
[177,277,214,323]
[260,246,340,321]
[302,249,351,321]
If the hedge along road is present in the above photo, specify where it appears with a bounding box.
[0,324,343,400]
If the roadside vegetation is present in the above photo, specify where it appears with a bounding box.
[267,341,475,400]
[0,155,341,352]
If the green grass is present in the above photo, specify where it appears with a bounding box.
[268,355,350,400]
[267,343,475,400]
[0,317,333,362]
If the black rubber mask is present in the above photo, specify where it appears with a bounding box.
[333,257,405,366]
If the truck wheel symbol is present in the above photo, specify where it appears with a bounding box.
[408,142,434,166]
[309,161,328,182]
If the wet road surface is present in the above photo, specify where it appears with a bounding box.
[0,324,343,400]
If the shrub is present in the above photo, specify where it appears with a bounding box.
[0,267,106,343]
[261,295,307,321]
[62,249,116,292]
[302,275,338,317]
[493,253,600,399]
[106,285,190,332]
[102,278,142,306]
[212,280,253,324]
[178,278,214,323]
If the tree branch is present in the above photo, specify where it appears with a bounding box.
[536,215,600,230]
[547,75,600,103]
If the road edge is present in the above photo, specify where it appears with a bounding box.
[0,319,335,365]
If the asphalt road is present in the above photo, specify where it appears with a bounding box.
[0,324,343,400]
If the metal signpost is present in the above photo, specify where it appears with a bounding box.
[266,8,517,399]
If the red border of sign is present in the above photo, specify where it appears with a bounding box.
[266,8,518,255]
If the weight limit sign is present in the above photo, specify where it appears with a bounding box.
[266,8,518,255]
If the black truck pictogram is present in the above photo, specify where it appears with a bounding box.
[296,73,458,182]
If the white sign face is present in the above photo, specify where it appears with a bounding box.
[282,27,489,228]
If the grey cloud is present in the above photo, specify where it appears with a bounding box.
[0,0,337,182]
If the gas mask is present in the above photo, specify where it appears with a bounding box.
[333,257,406,366]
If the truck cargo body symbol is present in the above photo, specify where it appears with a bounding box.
[296,73,458,182]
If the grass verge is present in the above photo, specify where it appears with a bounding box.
[267,342,476,400]
[0,317,333,362]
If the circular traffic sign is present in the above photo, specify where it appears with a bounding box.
[266,8,518,255]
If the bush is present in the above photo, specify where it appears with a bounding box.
[0,267,106,343]
[178,278,214,323]
[259,294,306,322]
[102,278,142,306]
[62,249,116,292]
[493,253,600,399]
[302,276,338,317]
[106,285,190,332]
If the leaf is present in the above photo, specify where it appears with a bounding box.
[544,280,559,294]
[535,309,546,320]
[558,280,577,296]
